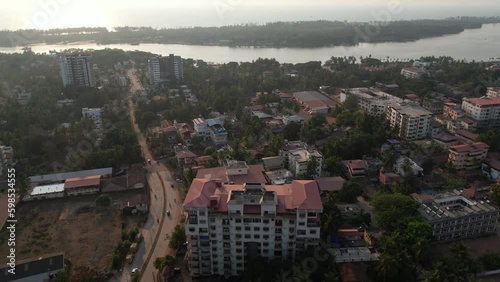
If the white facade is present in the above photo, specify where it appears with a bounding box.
[386,104,433,140]
[461,97,500,129]
[288,149,323,178]
[59,53,96,87]
[184,182,322,277]
[25,184,65,201]
[193,118,209,138]
[341,88,405,116]
[148,57,161,84]
[486,87,500,98]
[400,67,427,79]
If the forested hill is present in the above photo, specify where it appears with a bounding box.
[1,17,499,48]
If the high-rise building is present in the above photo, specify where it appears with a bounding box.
[183,180,323,277]
[148,54,183,85]
[386,103,433,140]
[58,52,96,87]
[148,57,161,85]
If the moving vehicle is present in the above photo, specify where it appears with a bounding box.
[167,210,171,216]
[132,268,139,274]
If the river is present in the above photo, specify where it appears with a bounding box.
[1,24,499,64]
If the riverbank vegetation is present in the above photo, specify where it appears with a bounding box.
[1,17,499,47]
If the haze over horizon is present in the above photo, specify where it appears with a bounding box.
[2,0,500,30]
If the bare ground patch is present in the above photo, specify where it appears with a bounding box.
[0,196,122,272]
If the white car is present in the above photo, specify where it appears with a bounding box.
[132,268,139,274]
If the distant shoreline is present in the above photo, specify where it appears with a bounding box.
[1,18,499,49]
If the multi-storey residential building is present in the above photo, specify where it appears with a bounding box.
[149,54,184,84]
[412,190,499,241]
[400,67,428,79]
[148,57,161,84]
[443,102,464,120]
[58,52,96,87]
[166,54,183,80]
[386,104,433,140]
[340,88,404,116]
[183,180,323,277]
[448,142,489,170]
[208,118,228,146]
[0,144,14,178]
[193,118,210,139]
[461,97,500,129]
[288,148,323,178]
[486,87,500,98]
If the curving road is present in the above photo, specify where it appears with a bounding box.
[124,66,183,282]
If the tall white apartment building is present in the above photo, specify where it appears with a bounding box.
[183,180,323,277]
[461,97,500,129]
[148,57,161,85]
[386,104,433,140]
[58,52,96,87]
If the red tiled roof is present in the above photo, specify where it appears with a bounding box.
[463,188,478,199]
[465,97,500,106]
[343,160,366,170]
[456,129,479,141]
[337,229,363,239]
[176,150,197,159]
[411,193,433,202]
[64,175,101,189]
[183,180,323,211]
[449,142,489,153]
[316,177,346,192]
[433,133,458,142]
[461,117,475,125]
[326,117,337,125]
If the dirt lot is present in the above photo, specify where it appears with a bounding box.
[0,195,122,272]
[433,234,500,260]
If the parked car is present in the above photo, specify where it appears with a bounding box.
[167,210,171,216]
[176,178,183,183]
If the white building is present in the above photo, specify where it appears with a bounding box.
[148,57,161,84]
[341,88,405,115]
[288,148,323,178]
[58,52,96,87]
[486,87,500,98]
[183,180,323,277]
[400,67,428,79]
[386,103,433,140]
[24,183,65,201]
[461,97,500,129]
[193,118,210,139]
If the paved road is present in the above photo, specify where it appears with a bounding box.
[115,67,184,282]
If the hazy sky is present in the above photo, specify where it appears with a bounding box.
[2,0,499,30]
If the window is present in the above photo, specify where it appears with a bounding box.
[236,227,241,231]
[254,227,260,231]
[245,234,251,239]
[254,234,260,239]
[199,211,206,216]
[235,218,241,223]
[263,227,269,232]
[245,226,250,231]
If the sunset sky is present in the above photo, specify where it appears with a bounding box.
[2,0,499,30]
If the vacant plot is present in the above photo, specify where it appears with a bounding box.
[0,195,122,272]
[433,234,500,260]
